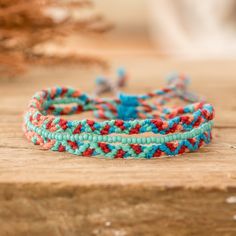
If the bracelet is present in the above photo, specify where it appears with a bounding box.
[23,74,214,159]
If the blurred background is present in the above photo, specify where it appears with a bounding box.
[95,0,236,58]
[1,0,236,78]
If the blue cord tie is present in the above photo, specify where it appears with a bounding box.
[118,93,139,120]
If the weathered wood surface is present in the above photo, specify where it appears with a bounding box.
[0,57,236,235]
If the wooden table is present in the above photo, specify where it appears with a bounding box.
[0,56,236,236]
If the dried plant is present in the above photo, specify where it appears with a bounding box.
[0,0,112,77]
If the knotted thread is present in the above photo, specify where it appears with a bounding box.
[23,72,214,159]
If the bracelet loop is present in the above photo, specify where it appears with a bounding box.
[23,73,214,159]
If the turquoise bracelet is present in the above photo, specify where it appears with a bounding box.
[23,74,214,159]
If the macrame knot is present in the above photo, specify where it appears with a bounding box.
[117,93,139,120]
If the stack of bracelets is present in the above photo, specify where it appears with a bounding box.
[23,73,214,159]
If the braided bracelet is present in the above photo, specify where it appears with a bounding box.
[23,74,214,159]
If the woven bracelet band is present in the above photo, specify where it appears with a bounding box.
[23,74,214,159]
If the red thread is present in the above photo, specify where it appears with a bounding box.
[130,124,141,134]
[130,144,142,154]
[68,140,78,150]
[73,124,82,134]
[151,119,163,130]
[101,124,110,135]
[115,149,125,158]
[98,142,110,153]
[59,119,68,130]
[115,120,125,130]
[87,120,95,131]
[153,149,162,157]
[83,148,94,156]
[166,142,176,152]
[58,144,65,152]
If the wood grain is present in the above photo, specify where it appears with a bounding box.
[0,57,236,235]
